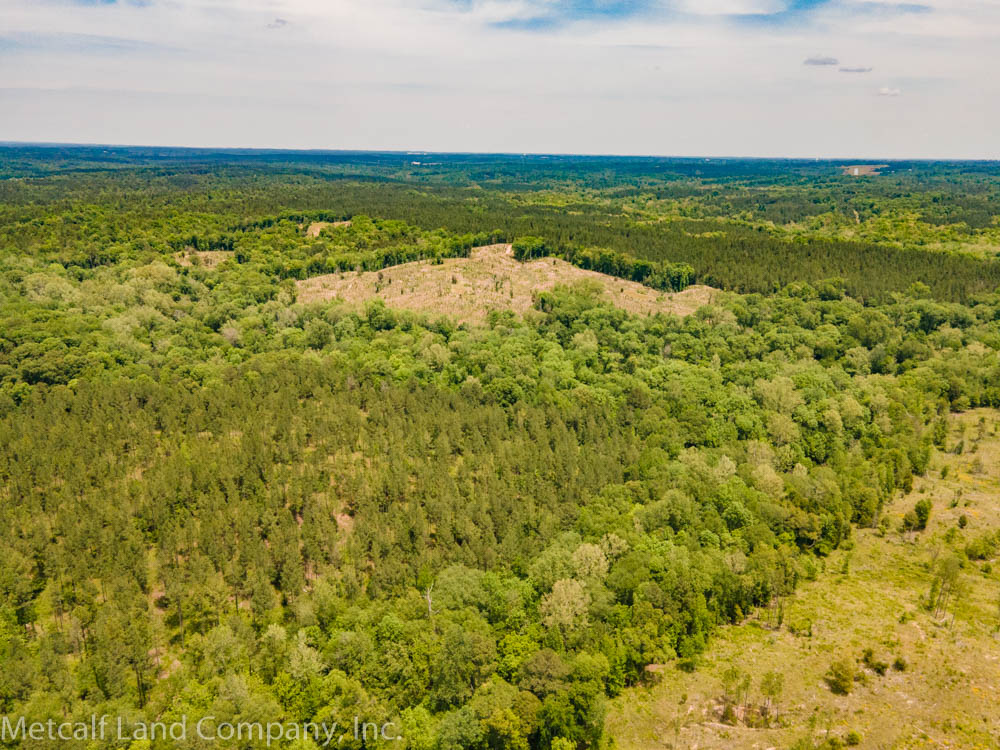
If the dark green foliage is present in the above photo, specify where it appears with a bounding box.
[513,238,696,294]
[1,148,999,748]
[913,499,933,530]
[3,146,1000,303]
[861,648,888,676]
[824,659,856,695]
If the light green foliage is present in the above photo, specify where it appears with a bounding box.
[1,149,999,749]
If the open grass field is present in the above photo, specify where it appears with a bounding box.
[607,410,1000,750]
[305,220,352,237]
[296,243,718,323]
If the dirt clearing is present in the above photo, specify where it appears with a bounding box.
[305,220,352,237]
[841,164,889,176]
[295,244,718,324]
[174,249,232,268]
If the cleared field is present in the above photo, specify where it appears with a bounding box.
[305,220,352,237]
[841,164,889,176]
[296,243,718,323]
[174,249,233,268]
[607,410,1000,750]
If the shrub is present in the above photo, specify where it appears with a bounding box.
[914,499,932,530]
[862,648,888,676]
[825,659,856,695]
[965,532,999,560]
[903,499,932,531]
[677,657,699,673]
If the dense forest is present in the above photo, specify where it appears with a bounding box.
[3,149,998,303]
[1,146,999,749]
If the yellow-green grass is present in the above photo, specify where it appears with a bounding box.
[607,410,1000,750]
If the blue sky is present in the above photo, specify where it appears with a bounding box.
[483,0,835,29]
[1,0,997,157]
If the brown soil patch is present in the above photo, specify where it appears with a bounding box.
[174,249,232,269]
[305,220,351,238]
[841,164,889,177]
[295,244,718,324]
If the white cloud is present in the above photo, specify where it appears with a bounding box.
[0,0,997,157]
[878,86,901,96]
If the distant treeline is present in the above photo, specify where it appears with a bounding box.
[2,164,999,305]
[159,191,1000,303]
[513,236,696,293]
[275,188,1000,302]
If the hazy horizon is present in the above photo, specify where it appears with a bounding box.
[3,141,999,164]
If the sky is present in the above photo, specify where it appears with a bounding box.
[1,0,997,158]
